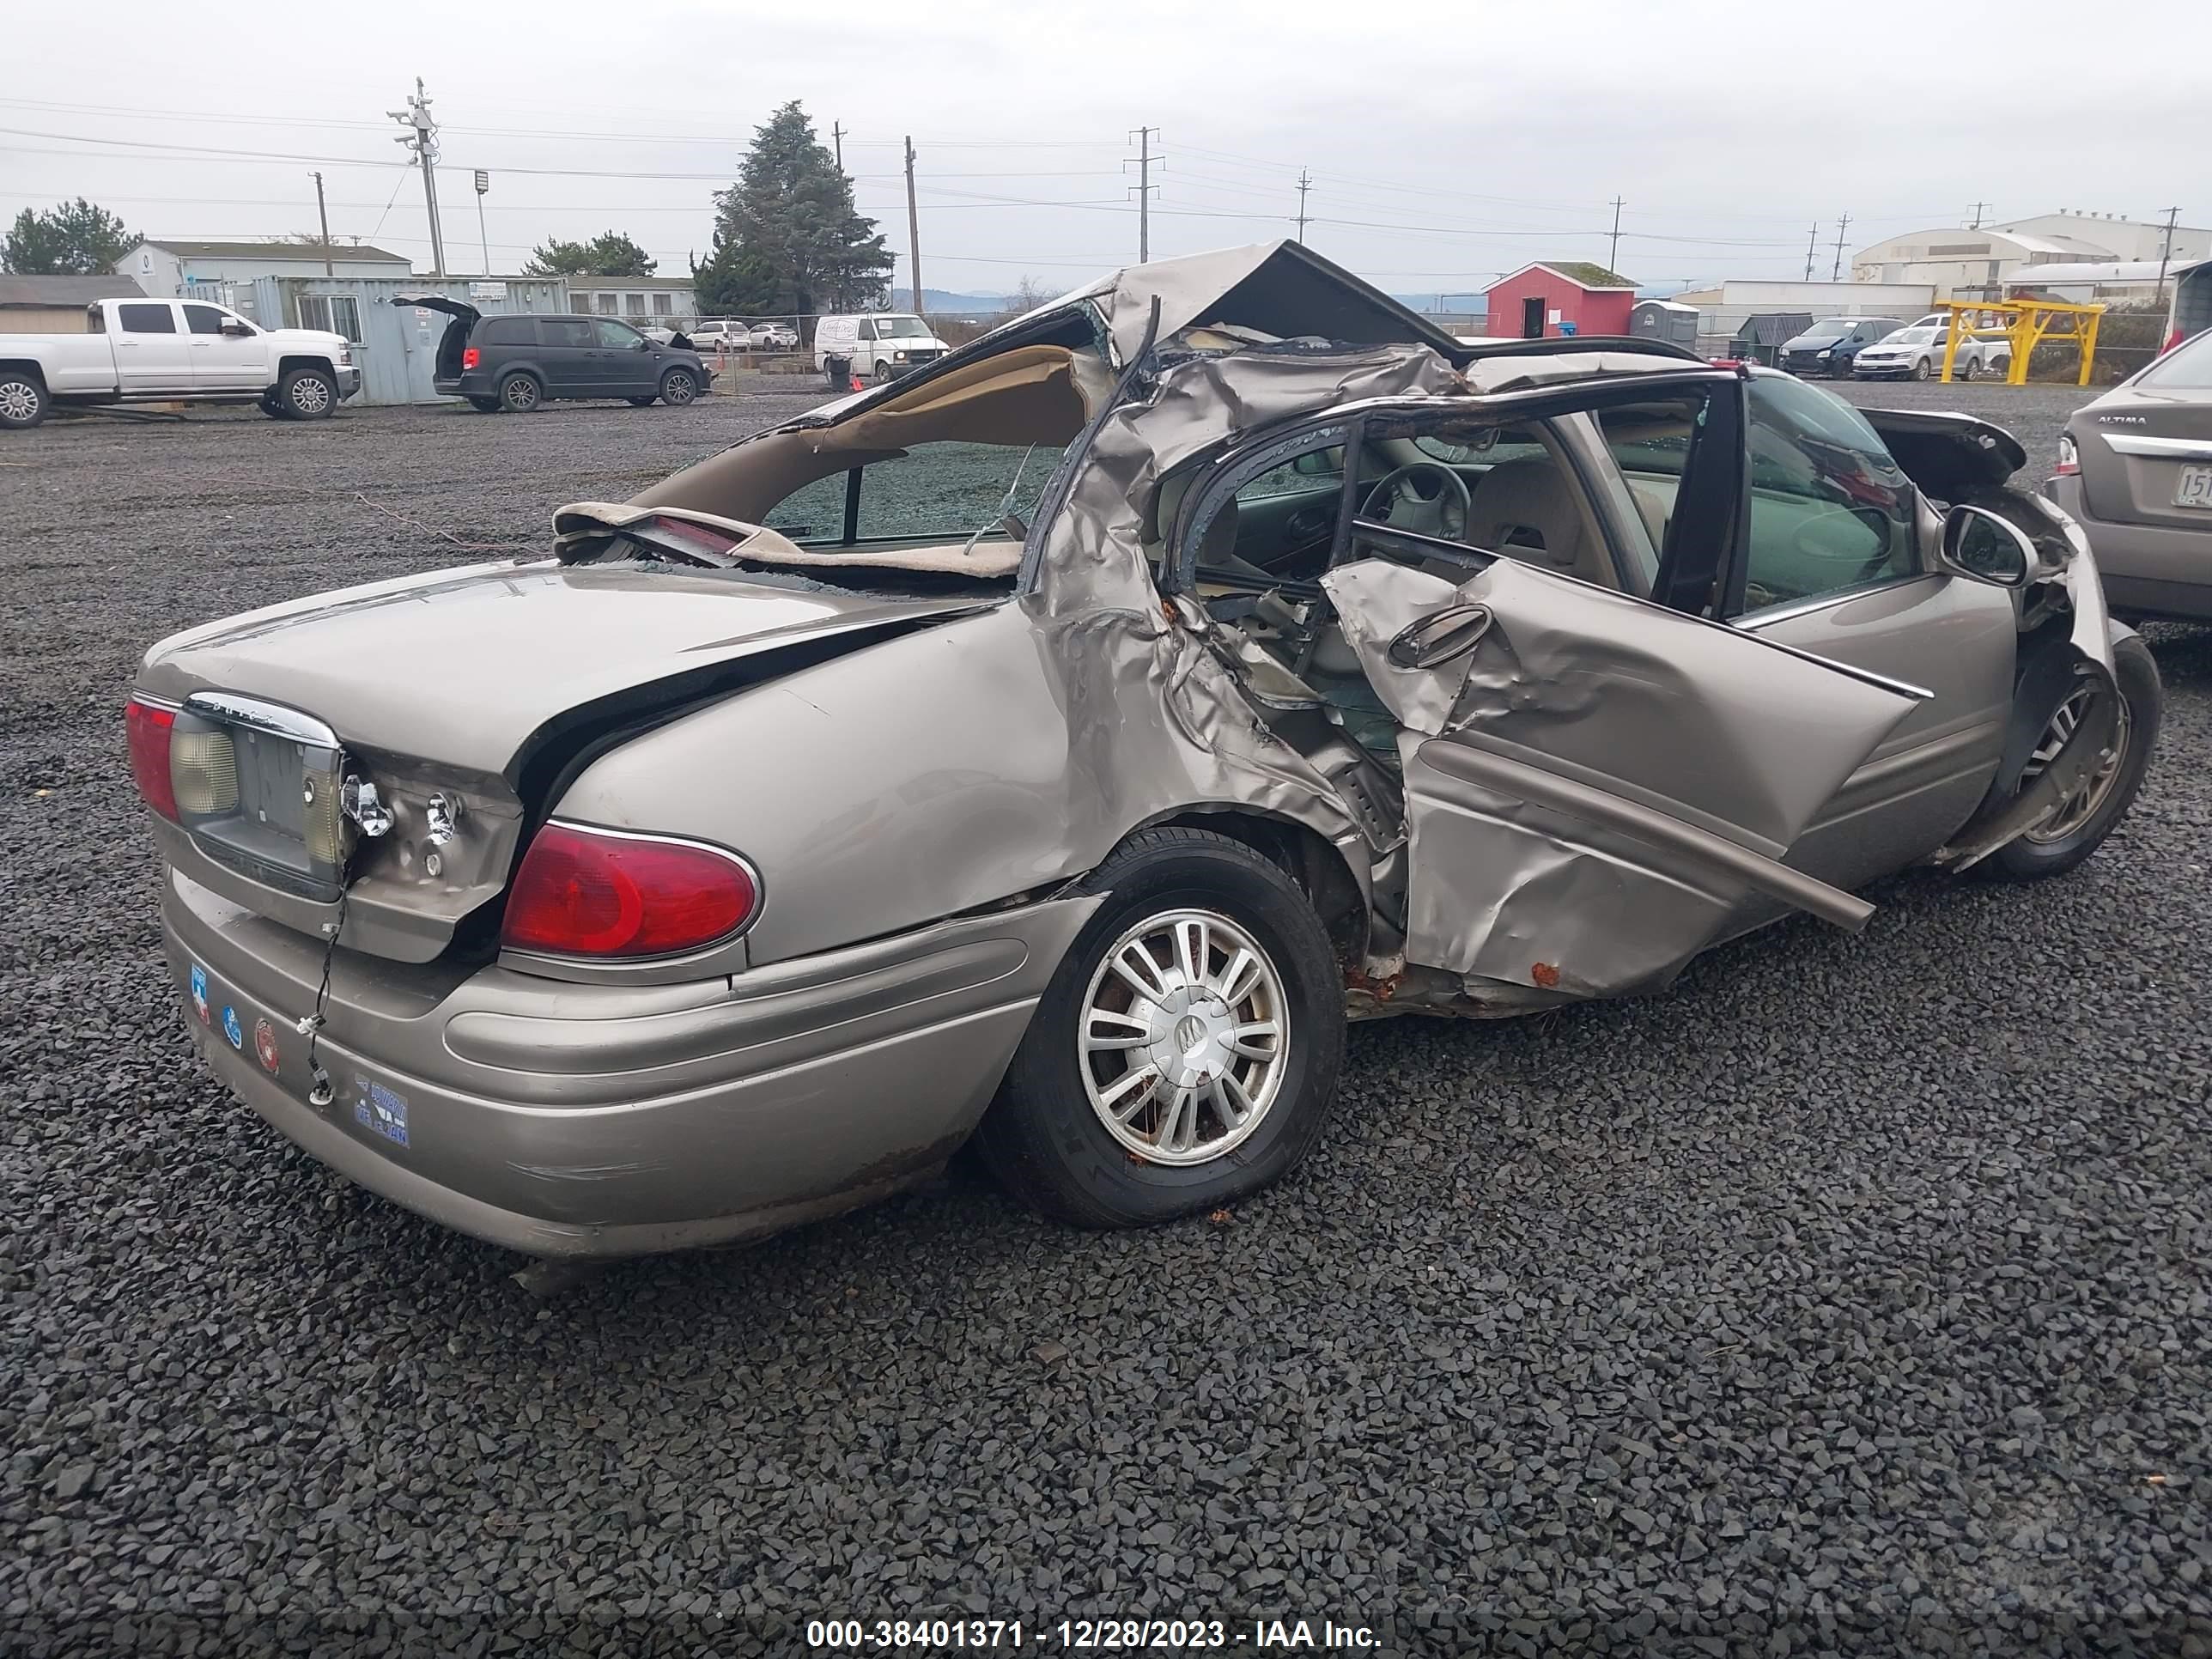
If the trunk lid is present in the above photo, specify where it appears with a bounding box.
[2072,380,2212,531]
[137,562,991,963]
[140,560,988,781]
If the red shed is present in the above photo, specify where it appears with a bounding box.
[1482,261,1638,339]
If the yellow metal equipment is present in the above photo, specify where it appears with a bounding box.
[1937,298,2104,386]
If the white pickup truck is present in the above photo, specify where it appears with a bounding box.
[1850,313,2013,382]
[0,296,359,429]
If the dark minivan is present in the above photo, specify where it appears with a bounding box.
[399,298,714,412]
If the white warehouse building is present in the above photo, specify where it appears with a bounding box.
[1850,212,2212,301]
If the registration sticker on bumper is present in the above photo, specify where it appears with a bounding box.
[353,1075,410,1149]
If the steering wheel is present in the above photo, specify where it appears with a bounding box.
[1358,461,1473,542]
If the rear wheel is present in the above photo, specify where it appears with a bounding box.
[0,372,52,429]
[1986,635,2160,881]
[279,367,337,419]
[498,372,542,413]
[656,368,697,406]
[973,826,1346,1228]
[1959,356,1978,382]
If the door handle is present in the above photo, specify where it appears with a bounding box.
[1388,603,1494,670]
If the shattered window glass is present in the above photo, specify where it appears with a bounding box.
[759,443,1064,545]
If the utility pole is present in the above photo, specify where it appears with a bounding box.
[1605,196,1626,275]
[473,169,491,277]
[1804,221,1820,282]
[2154,205,2183,306]
[903,135,923,317]
[1968,200,1990,228]
[1831,211,1851,282]
[389,78,446,278]
[1295,169,1312,244]
[1127,126,1160,263]
[311,172,332,276]
[832,122,845,172]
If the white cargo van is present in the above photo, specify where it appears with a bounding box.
[813,313,949,387]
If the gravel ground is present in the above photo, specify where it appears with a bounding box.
[5,384,2211,1657]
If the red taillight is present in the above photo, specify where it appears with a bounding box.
[461,346,481,370]
[501,823,757,959]
[125,698,179,821]
[2161,326,2184,357]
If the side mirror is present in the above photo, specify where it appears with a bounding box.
[220,319,253,338]
[1940,503,2034,587]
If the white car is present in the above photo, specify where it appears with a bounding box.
[688,321,747,353]
[746,323,799,350]
[1854,314,2011,382]
[0,297,356,428]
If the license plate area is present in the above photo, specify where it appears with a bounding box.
[2174,465,2212,509]
[175,692,349,901]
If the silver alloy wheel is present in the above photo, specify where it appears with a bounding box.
[289,375,331,415]
[1079,907,1289,1166]
[661,370,695,404]
[2019,682,2132,844]
[0,379,40,423]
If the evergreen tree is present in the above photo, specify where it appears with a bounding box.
[692,103,890,317]
[524,231,656,276]
[3,198,138,275]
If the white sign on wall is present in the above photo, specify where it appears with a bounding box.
[469,281,508,300]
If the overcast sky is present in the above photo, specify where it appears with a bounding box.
[7,0,2208,302]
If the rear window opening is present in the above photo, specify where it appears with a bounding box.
[629,337,1102,587]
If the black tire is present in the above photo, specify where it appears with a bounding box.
[1911,357,1931,381]
[1985,633,2161,882]
[872,361,896,386]
[497,372,542,413]
[656,368,697,407]
[972,826,1346,1229]
[1959,356,1977,382]
[468,396,501,413]
[625,396,656,407]
[0,371,52,429]
[277,366,337,420]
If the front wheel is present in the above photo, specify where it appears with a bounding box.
[1985,634,2160,881]
[1,373,52,429]
[278,367,337,419]
[872,361,896,386]
[973,826,1346,1228]
[1911,357,1931,380]
[656,368,697,406]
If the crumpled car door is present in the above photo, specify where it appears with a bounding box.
[1320,556,1929,998]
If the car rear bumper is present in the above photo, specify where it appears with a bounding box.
[162,866,1097,1258]
[2046,472,2212,619]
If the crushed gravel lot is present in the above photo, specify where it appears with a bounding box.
[4,382,2210,1656]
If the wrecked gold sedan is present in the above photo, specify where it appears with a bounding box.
[128,244,2160,1258]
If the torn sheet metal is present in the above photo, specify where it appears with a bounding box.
[1319,555,1924,994]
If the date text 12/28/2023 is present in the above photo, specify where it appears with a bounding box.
[805,1618,1382,1650]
